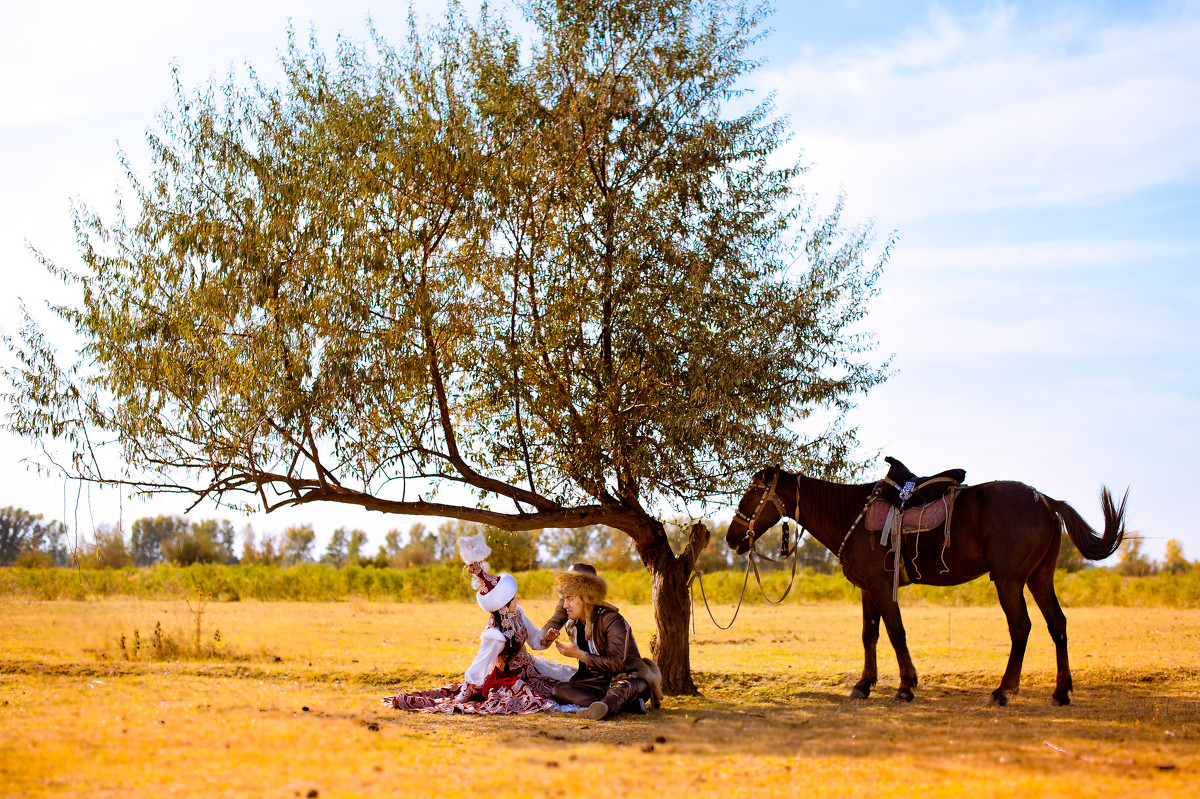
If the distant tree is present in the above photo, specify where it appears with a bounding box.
[282,525,316,565]
[130,516,189,566]
[1056,537,1089,572]
[0,507,68,566]
[3,0,889,693]
[345,529,368,565]
[192,519,237,563]
[1116,536,1157,577]
[322,526,370,567]
[383,527,408,559]
[483,526,540,572]
[81,523,133,568]
[593,527,642,572]
[241,526,285,566]
[797,534,838,574]
[394,537,437,568]
[431,521,472,563]
[161,519,234,565]
[322,527,350,567]
[541,525,602,569]
[1162,539,1190,575]
[692,524,738,572]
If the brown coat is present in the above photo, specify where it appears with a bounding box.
[564,605,662,708]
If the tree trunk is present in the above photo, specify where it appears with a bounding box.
[638,520,710,696]
[647,552,700,695]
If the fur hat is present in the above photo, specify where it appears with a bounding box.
[457,534,518,612]
[554,564,608,604]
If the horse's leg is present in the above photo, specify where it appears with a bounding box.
[873,591,918,702]
[1027,544,1072,705]
[850,590,880,699]
[991,575,1033,706]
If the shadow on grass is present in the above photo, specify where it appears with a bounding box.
[355,669,1200,775]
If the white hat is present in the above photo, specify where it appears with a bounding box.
[457,534,518,612]
[476,572,518,612]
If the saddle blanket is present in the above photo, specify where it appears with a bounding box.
[864,496,950,534]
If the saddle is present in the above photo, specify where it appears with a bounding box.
[868,457,967,602]
[878,456,966,509]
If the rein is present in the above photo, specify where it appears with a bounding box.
[689,470,803,631]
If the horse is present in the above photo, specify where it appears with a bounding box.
[725,465,1127,706]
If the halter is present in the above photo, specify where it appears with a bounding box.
[690,468,800,632]
[733,470,786,537]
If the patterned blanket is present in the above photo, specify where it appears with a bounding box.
[864,495,951,534]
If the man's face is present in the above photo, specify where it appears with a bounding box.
[562,594,585,621]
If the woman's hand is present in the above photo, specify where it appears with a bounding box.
[541,627,560,644]
[454,682,480,702]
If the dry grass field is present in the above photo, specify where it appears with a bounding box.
[2,596,1198,798]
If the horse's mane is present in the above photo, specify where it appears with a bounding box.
[786,469,876,544]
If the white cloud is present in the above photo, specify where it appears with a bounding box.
[895,237,1199,272]
[763,3,1200,219]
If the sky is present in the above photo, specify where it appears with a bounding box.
[1,0,1197,561]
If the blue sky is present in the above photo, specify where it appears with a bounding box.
[2,1,1197,560]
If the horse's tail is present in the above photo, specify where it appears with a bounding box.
[1051,486,1128,561]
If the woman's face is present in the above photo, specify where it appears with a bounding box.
[562,594,585,621]
[506,596,518,612]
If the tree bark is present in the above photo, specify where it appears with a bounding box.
[639,521,710,696]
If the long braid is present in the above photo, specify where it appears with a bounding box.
[490,609,523,670]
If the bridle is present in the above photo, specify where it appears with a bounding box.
[690,467,800,631]
[733,469,787,543]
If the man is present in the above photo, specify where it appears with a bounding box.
[542,564,662,720]
[538,562,592,640]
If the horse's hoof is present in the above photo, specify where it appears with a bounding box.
[848,688,869,700]
[1052,691,1071,706]
[893,689,914,703]
[990,690,1008,707]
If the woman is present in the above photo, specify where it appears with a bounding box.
[380,535,574,714]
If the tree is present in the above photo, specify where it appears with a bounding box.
[323,526,370,567]
[282,525,316,565]
[1055,537,1088,572]
[161,519,235,565]
[131,516,190,566]
[3,0,888,693]
[25,517,71,567]
[345,528,368,564]
[483,526,540,572]
[691,521,738,573]
[1162,539,1190,575]
[0,507,69,566]
[80,523,133,568]
[1116,536,1157,577]
[323,527,351,567]
[387,524,440,568]
[242,526,285,565]
[190,518,237,563]
[797,533,838,574]
[541,525,602,569]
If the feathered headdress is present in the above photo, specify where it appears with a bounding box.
[458,533,491,576]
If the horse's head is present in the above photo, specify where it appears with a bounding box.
[726,466,787,556]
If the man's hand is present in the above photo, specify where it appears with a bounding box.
[555,639,584,660]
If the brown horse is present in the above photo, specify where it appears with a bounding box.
[725,466,1127,706]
